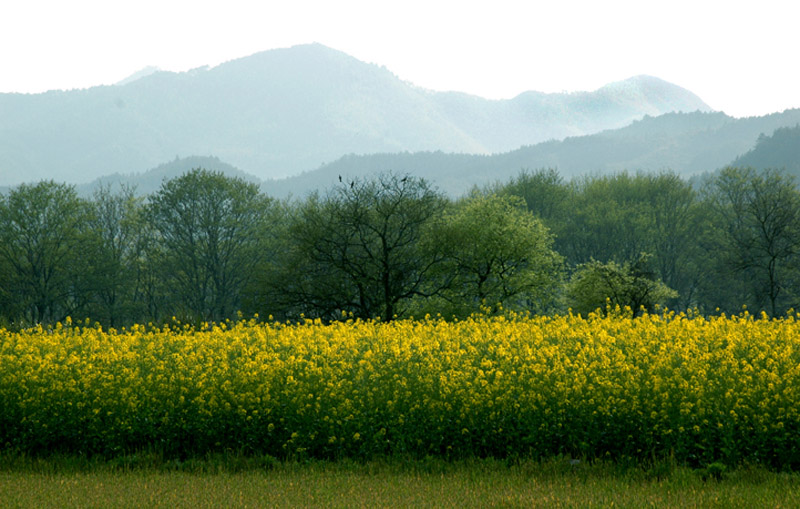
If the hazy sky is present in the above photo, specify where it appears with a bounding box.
[2,0,797,118]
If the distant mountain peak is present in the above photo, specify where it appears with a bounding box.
[593,74,712,115]
[600,74,675,90]
[0,45,719,187]
[115,66,162,86]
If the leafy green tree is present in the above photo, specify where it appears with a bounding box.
[498,168,570,227]
[565,254,677,317]
[0,253,17,324]
[702,167,800,315]
[559,173,660,265]
[260,173,447,321]
[632,172,706,309]
[421,194,563,317]
[84,185,147,327]
[147,169,275,322]
[0,181,92,324]
[544,171,704,308]
[130,211,169,323]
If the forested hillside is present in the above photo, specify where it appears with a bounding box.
[77,155,260,197]
[59,110,800,201]
[730,124,800,175]
[265,109,800,197]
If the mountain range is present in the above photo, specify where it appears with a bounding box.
[0,43,711,187]
[262,109,800,197]
[52,109,798,200]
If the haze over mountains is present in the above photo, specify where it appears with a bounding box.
[0,43,712,188]
[265,109,800,197]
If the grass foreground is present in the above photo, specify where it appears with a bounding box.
[1,455,799,508]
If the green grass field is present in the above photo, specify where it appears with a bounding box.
[2,457,799,508]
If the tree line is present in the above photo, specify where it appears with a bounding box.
[1,167,799,328]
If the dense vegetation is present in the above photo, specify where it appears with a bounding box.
[2,312,800,469]
[2,166,800,327]
[3,165,800,483]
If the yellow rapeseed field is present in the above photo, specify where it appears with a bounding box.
[1,310,799,467]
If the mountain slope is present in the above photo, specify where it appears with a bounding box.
[76,155,260,197]
[728,124,800,176]
[264,109,800,198]
[0,44,710,186]
[430,75,711,151]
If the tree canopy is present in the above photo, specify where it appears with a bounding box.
[3,165,800,327]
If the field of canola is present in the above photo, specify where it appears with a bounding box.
[1,311,799,468]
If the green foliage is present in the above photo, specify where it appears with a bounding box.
[496,168,570,237]
[256,173,447,321]
[0,181,93,324]
[5,164,800,325]
[702,167,800,315]
[147,169,276,322]
[83,185,147,327]
[566,254,677,316]
[702,461,728,481]
[420,193,563,317]
[501,170,705,310]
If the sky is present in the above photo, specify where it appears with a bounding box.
[1,0,798,118]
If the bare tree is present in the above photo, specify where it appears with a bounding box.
[262,173,447,321]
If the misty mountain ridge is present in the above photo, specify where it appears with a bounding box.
[0,43,709,187]
[262,109,800,197]
[64,109,800,201]
[115,66,162,86]
[729,124,800,174]
[77,155,260,197]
